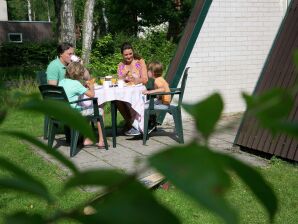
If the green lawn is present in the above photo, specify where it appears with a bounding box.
[0,109,94,223]
[155,158,298,223]
[0,108,297,223]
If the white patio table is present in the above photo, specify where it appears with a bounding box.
[82,84,146,147]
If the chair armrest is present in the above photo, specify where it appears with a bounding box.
[148,91,181,98]
[147,91,181,110]
[70,97,100,116]
[69,97,98,104]
[170,88,180,91]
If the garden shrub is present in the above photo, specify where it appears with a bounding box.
[0,41,57,67]
[88,32,176,77]
[0,33,176,80]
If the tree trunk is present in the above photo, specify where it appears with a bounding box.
[81,0,95,64]
[102,0,108,33]
[167,0,182,42]
[54,0,62,39]
[27,0,32,21]
[59,0,76,45]
[47,0,51,22]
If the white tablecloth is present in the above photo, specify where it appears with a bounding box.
[83,85,146,132]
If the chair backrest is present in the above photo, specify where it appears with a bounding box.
[36,71,48,85]
[39,85,68,102]
[156,67,189,124]
[177,67,190,106]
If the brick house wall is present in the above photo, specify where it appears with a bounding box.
[183,0,288,114]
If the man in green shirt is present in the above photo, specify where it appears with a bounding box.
[46,42,75,85]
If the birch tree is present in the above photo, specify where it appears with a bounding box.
[27,0,32,21]
[81,0,95,64]
[59,0,76,45]
[47,0,51,22]
[102,0,108,33]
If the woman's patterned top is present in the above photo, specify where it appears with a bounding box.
[117,60,142,79]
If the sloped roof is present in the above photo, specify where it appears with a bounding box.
[234,0,298,161]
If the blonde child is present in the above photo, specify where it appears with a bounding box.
[142,61,171,108]
[125,61,170,136]
[58,62,106,149]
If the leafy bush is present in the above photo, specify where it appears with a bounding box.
[88,34,122,76]
[0,33,176,79]
[88,32,176,77]
[0,41,57,67]
[0,66,43,80]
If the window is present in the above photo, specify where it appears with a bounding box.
[8,33,22,43]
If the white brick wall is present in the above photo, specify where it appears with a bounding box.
[0,0,8,21]
[183,0,287,115]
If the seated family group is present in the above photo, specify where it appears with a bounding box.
[46,42,171,149]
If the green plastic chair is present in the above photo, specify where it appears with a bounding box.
[36,71,49,140]
[38,84,109,157]
[36,71,47,86]
[143,67,190,145]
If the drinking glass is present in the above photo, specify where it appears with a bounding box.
[112,76,117,85]
[100,77,105,85]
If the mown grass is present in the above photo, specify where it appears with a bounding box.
[0,109,94,223]
[155,159,298,224]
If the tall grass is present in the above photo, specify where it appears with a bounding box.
[0,71,39,108]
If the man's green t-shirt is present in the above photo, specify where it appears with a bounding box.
[46,57,66,83]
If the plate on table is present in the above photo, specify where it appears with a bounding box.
[94,84,103,90]
[124,82,142,87]
[124,82,134,87]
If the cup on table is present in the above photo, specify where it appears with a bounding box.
[112,77,117,85]
[118,79,125,88]
[105,75,112,87]
[103,80,110,89]
[99,77,105,85]
[71,55,80,62]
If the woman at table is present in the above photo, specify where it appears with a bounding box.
[116,42,148,135]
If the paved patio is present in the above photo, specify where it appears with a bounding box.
[36,113,268,187]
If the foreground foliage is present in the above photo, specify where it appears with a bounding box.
[1,51,298,223]
[0,91,279,224]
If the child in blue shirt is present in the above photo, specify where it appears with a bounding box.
[59,62,106,149]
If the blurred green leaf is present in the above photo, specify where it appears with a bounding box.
[223,155,278,222]
[243,89,293,120]
[271,121,298,138]
[21,99,95,142]
[3,131,78,175]
[243,89,294,134]
[6,212,44,224]
[294,50,298,67]
[0,109,7,124]
[149,142,237,224]
[0,157,54,202]
[183,93,224,140]
[72,180,179,224]
[64,169,129,190]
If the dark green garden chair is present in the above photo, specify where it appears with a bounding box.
[36,71,47,86]
[143,67,190,145]
[36,71,49,140]
[39,84,108,157]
